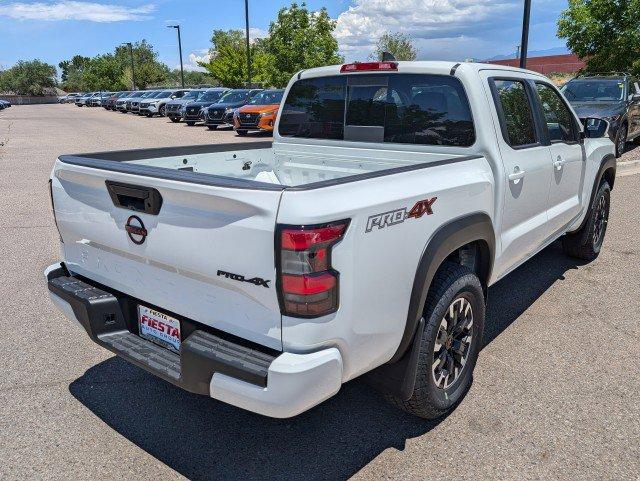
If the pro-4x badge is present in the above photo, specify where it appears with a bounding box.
[366,197,437,233]
[217,270,270,288]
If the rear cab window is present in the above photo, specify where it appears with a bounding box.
[278,73,475,147]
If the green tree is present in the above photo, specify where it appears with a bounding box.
[0,59,57,95]
[558,0,640,75]
[198,29,268,88]
[114,40,169,89]
[81,54,126,91]
[262,2,343,87]
[370,32,418,61]
[59,55,90,91]
[167,69,217,87]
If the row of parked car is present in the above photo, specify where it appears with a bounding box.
[0,99,12,110]
[59,87,285,135]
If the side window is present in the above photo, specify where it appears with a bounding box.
[492,79,537,147]
[534,83,576,143]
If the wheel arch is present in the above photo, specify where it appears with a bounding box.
[391,212,495,364]
[365,212,494,399]
[571,153,616,238]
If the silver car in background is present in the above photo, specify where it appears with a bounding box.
[139,89,190,117]
[165,88,207,122]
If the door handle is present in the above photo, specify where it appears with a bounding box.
[553,156,566,170]
[508,167,526,183]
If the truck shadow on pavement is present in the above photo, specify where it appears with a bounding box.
[69,241,584,481]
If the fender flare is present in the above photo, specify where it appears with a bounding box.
[570,153,616,238]
[390,212,495,363]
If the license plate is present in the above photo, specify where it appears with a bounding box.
[138,305,181,354]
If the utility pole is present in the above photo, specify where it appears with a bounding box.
[519,0,531,69]
[244,0,252,87]
[126,42,136,90]
[167,25,185,87]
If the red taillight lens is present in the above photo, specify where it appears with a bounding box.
[277,220,349,318]
[281,224,346,250]
[340,61,398,73]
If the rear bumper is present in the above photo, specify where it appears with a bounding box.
[44,263,342,418]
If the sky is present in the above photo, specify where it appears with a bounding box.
[0,0,570,72]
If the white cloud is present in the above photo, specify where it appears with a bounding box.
[183,49,209,71]
[1,1,155,22]
[249,27,268,42]
[335,0,531,61]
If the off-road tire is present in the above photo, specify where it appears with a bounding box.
[386,262,485,419]
[562,181,611,261]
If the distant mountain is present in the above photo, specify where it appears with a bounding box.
[485,46,570,61]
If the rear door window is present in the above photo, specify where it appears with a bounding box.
[491,79,537,147]
[279,73,475,146]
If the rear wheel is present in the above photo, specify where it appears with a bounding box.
[236,130,248,136]
[208,125,218,130]
[562,181,611,261]
[170,117,180,123]
[186,121,195,126]
[386,262,484,419]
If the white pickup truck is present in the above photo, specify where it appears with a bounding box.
[46,61,615,419]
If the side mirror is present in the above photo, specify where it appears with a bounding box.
[581,117,608,138]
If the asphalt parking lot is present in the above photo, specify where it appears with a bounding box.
[0,104,639,481]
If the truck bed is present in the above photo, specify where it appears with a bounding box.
[59,141,473,189]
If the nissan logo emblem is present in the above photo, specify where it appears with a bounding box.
[125,215,147,245]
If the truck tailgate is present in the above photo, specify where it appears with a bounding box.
[51,160,284,350]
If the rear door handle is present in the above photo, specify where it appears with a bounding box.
[508,168,526,183]
[553,156,566,170]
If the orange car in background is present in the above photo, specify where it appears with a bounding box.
[233,89,285,136]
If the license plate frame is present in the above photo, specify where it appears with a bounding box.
[137,305,181,354]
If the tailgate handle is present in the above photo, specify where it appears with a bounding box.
[105,181,163,215]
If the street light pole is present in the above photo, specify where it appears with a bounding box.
[519,0,531,69]
[126,42,136,90]
[244,0,252,87]
[167,25,185,88]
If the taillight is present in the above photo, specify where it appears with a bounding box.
[340,61,398,73]
[48,179,63,243]
[277,220,349,318]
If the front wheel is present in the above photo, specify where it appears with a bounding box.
[159,105,166,117]
[170,117,180,123]
[186,121,195,126]
[615,124,627,158]
[208,125,218,130]
[386,262,484,419]
[236,129,248,136]
[562,181,611,261]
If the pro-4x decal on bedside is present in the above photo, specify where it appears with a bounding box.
[217,270,271,288]
[366,197,437,233]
